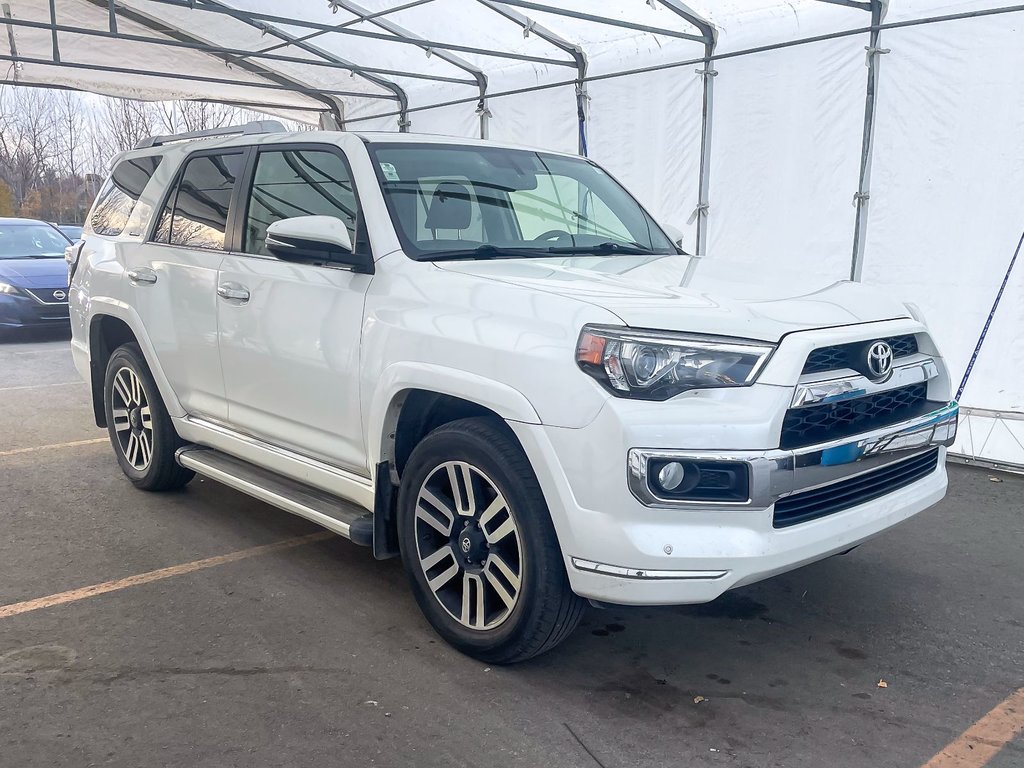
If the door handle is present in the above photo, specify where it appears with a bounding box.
[217,283,250,303]
[127,268,157,285]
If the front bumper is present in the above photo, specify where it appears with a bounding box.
[511,400,957,606]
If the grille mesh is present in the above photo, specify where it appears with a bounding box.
[773,448,940,528]
[803,335,919,375]
[780,383,931,449]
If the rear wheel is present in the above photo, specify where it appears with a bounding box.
[398,418,585,664]
[103,343,193,491]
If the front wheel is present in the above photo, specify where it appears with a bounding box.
[103,342,193,491]
[397,418,585,664]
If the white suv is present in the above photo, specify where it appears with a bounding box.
[68,122,958,663]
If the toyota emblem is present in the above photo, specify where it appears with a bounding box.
[52,289,67,301]
[866,340,894,380]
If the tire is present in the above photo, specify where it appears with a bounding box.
[397,417,585,664]
[103,342,194,491]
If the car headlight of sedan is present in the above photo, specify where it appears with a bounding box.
[0,281,21,295]
[576,325,775,400]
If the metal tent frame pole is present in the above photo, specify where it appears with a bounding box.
[659,2,717,260]
[308,0,489,136]
[474,0,589,154]
[850,0,889,281]
[140,0,577,69]
[191,0,406,131]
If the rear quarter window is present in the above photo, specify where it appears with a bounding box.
[89,156,162,236]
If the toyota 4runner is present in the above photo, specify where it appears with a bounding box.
[68,122,958,663]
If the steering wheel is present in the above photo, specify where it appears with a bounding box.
[532,229,574,244]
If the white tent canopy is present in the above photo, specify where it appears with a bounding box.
[3,0,1023,469]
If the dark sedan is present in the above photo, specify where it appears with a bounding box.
[0,218,74,331]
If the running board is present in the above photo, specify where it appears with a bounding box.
[175,446,374,546]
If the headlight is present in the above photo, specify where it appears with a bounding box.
[576,325,775,400]
[0,282,20,295]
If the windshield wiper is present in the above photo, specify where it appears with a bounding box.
[545,241,655,255]
[424,244,553,262]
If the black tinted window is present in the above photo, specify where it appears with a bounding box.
[90,156,161,236]
[160,152,244,250]
[243,149,362,256]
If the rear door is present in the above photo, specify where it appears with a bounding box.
[216,143,372,473]
[128,148,248,421]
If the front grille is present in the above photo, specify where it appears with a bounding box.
[24,288,69,304]
[780,383,932,449]
[773,448,940,528]
[802,334,919,375]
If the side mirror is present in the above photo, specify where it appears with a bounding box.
[662,223,686,254]
[265,215,373,274]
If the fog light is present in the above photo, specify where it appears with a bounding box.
[644,458,751,503]
[657,461,685,491]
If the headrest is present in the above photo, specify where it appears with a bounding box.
[425,181,472,230]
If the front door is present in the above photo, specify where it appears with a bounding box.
[217,144,372,473]
[126,149,247,421]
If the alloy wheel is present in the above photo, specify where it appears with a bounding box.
[414,461,524,630]
[110,366,154,471]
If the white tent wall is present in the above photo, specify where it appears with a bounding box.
[585,67,702,256]
[702,36,867,290]
[862,11,1024,467]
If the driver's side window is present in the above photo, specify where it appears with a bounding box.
[509,174,632,242]
[243,147,364,257]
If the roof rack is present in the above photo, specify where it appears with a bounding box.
[134,120,288,149]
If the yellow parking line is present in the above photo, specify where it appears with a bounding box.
[0,531,334,620]
[0,437,108,457]
[922,688,1024,768]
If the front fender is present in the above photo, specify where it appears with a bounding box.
[365,361,542,468]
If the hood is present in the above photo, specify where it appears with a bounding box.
[433,254,908,342]
[0,258,70,288]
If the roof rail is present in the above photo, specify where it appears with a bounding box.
[134,120,288,149]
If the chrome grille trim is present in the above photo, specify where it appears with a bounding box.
[791,354,938,408]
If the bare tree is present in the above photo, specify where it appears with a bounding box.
[100,97,157,155]
[0,83,312,220]
[0,87,58,209]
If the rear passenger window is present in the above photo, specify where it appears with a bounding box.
[153,152,244,250]
[243,148,367,257]
[89,156,162,236]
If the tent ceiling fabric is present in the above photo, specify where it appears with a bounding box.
[1,0,739,124]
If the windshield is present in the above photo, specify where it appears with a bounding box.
[368,143,676,260]
[0,223,71,259]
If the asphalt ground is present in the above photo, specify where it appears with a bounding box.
[1,328,1021,768]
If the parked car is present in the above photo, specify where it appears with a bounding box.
[55,224,84,241]
[0,218,73,332]
[68,123,958,663]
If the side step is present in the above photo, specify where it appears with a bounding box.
[175,446,374,546]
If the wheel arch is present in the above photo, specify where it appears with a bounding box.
[367,363,541,484]
[86,305,182,427]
